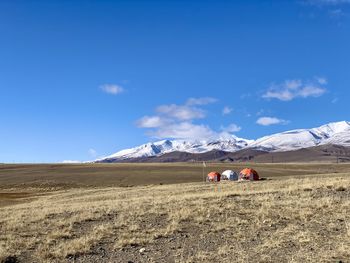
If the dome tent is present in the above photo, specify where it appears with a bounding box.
[207,171,221,182]
[239,168,259,181]
[221,170,238,181]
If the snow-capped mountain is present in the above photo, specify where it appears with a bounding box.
[250,121,350,151]
[96,121,350,162]
[96,135,252,162]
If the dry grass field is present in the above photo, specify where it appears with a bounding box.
[1,163,350,262]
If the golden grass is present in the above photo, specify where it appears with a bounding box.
[1,173,350,262]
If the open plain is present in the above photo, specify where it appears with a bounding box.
[1,163,350,262]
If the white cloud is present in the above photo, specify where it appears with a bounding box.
[136,97,244,140]
[256,117,289,126]
[100,84,124,95]
[221,123,242,133]
[88,148,97,157]
[262,78,327,101]
[298,85,326,98]
[222,106,233,115]
[186,97,217,106]
[151,122,216,140]
[136,116,168,128]
[156,104,205,120]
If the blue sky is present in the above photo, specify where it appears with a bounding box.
[0,0,349,163]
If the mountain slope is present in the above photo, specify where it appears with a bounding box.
[250,121,350,152]
[96,121,350,162]
[95,136,252,162]
[96,145,350,163]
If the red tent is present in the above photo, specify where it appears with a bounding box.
[239,168,259,181]
[207,171,221,182]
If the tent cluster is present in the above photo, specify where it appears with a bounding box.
[206,168,260,182]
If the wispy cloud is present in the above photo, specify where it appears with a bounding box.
[256,117,289,126]
[329,8,345,16]
[316,77,328,85]
[262,77,327,101]
[186,97,217,106]
[136,116,169,128]
[156,104,205,121]
[301,1,348,22]
[331,97,339,103]
[306,0,350,6]
[222,106,233,115]
[100,84,124,95]
[240,93,252,100]
[221,123,242,133]
[256,109,265,116]
[88,148,97,157]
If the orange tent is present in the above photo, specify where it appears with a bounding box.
[207,171,221,182]
[239,168,259,181]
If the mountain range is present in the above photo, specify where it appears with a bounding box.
[95,121,350,163]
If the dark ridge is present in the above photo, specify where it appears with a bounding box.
[96,144,350,163]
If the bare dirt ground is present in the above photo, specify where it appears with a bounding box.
[1,163,349,189]
[1,163,350,262]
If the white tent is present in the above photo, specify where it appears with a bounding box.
[221,170,238,181]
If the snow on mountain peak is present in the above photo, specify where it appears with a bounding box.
[96,121,350,161]
[313,121,350,136]
[250,121,350,152]
[97,136,252,161]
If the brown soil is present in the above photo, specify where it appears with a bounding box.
[1,163,350,189]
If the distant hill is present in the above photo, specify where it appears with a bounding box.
[96,121,350,163]
[96,144,350,163]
